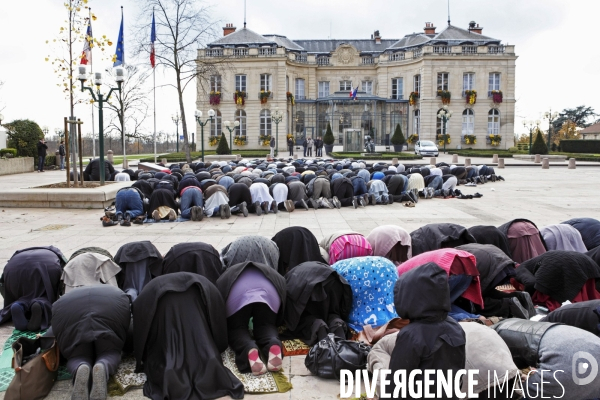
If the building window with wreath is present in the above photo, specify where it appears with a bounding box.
[462,109,474,135]
[210,75,221,92]
[235,75,246,92]
[489,73,501,96]
[210,110,222,136]
[260,74,272,92]
[437,72,449,91]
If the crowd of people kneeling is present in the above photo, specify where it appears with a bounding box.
[101,157,505,226]
[2,217,600,399]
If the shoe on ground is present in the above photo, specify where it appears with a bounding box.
[300,199,309,211]
[388,196,394,204]
[132,216,144,225]
[152,210,161,221]
[370,193,377,206]
[72,363,90,400]
[284,199,294,212]
[359,196,366,207]
[352,198,358,209]
[220,204,231,219]
[102,216,118,227]
[240,202,248,217]
[254,201,262,216]
[411,188,419,203]
[454,189,463,197]
[498,175,505,181]
[407,191,418,203]
[168,209,177,221]
[121,214,131,227]
[442,189,451,198]
[270,200,278,213]
[261,201,269,215]
[428,187,436,199]
[473,192,483,198]
[249,348,267,376]
[465,182,477,187]
[332,196,341,209]
[491,175,497,182]
[89,363,107,400]
[309,198,319,209]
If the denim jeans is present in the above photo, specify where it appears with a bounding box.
[60,156,65,170]
[38,156,46,171]
[180,188,203,219]
[352,178,368,196]
[115,188,144,219]
[427,175,443,190]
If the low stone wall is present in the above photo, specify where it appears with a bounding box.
[0,157,34,176]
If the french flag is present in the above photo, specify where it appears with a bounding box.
[350,86,358,100]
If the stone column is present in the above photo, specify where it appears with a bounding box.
[542,158,549,169]
[534,154,541,163]
[392,157,398,165]
[492,154,499,163]
[568,158,576,169]
[107,150,113,163]
[430,157,436,165]
[451,154,458,163]
[464,158,471,167]
[498,158,505,169]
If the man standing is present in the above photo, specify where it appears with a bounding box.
[288,137,294,157]
[302,137,308,157]
[315,137,322,157]
[270,136,275,158]
[59,140,66,171]
[37,138,48,172]
[306,137,313,157]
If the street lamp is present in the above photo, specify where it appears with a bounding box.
[224,120,239,155]
[437,105,453,154]
[172,112,181,153]
[194,109,215,162]
[523,120,540,155]
[272,107,283,157]
[79,65,124,185]
[42,126,49,139]
[54,128,63,140]
[0,113,4,126]
[544,110,559,151]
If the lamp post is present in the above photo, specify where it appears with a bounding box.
[78,65,124,185]
[194,109,215,162]
[523,120,540,155]
[544,110,559,151]
[172,112,181,153]
[224,120,239,154]
[272,107,283,157]
[0,113,4,126]
[42,126,49,139]
[437,105,453,154]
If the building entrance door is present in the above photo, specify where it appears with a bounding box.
[343,129,363,152]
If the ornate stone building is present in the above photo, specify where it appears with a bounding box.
[196,21,516,152]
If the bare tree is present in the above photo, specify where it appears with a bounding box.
[104,64,151,157]
[134,0,230,162]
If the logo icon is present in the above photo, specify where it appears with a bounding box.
[572,351,598,385]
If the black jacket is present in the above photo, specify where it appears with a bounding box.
[272,226,326,275]
[468,225,512,259]
[84,158,115,181]
[114,241,163,287]
[37,141,48,157]
[58,144,65,156]
[542,300,600,336]
[161,242,222,284]
[563,218,600,250]
[410,223,476,256]
[389,262,466,399]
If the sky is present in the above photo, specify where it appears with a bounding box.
[0,0,598,140]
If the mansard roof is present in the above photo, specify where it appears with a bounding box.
[210,27,275,46]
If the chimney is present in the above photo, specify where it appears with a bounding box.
[374,30,381,44]
[468,22,483,34]
[424,22,436,35]
[223,23,236,37]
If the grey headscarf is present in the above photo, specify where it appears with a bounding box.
[220,235,280,270]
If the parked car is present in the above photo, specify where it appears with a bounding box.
[414,140,439,157]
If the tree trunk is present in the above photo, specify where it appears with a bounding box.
[176,74,191,163]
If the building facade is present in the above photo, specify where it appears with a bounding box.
[196,21,517,152]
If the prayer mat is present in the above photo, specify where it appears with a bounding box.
[221,348,292,394]
[107,356,146,396]
[282,339,310,356]
[0,329,71,392]
[496,283,516,293]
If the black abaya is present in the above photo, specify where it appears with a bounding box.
[271,227,326,275]
[161,242,223,284]
[468,225,512,258]
[228,183,253,207]
[114,241,163,286]
[410,223,476,256]
[331,178,354,207]
[133,272,244,400]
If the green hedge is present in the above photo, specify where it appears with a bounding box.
[0,148,17,157]
[448,150,521,158]
[34,155,56,167]
[139,150,271,163]
[330,152,423,160]
[560,140,600,153]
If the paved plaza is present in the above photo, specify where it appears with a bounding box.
[0,158,598,399]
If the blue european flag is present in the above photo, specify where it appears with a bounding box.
[113,8,124,67]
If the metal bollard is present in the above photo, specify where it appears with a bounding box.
[534,154,541,163]
[430,157,436,166]
[492,154,499,163]
[568,158,576,169]
[542,158,549,169]
[464,158,471,167]
[498,158,505,169]
[451,154,458,163]
[123,159,128,169]
[107,150,114,163]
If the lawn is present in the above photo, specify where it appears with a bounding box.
[330,152,423,160]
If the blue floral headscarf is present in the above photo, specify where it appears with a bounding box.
[331,256,399,331]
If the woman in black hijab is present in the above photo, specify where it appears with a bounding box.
[52,285,130,400]
[133,272,244,400]
[467,225,512,258]
[284,261,352,345]
[0,246,66,331]
[410,223,476,256]
[271,226,326,275]
[114,241,163,302]
[161,242,222,285]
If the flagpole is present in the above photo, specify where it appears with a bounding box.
[151,9,157,164]
[89,8,96,159]
[120,6,127,169]
[153,67,157,164]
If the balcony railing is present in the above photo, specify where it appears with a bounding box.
[389,52,405,61]
[462,45,478,55]
[433,46,452,54]
[412,49,422,58]
[259,47,277,56]
[206,49,223,57]
[317,57,330,66]
[233,48,248,57]
[488,45,505,54]
[295,55,308,63]
[362,57,374,65]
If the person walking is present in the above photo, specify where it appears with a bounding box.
[270,136,275,158]
[306,137,313,157]
[37,138,48,172]
[288,137,294,157]
[302,137,308,157]
[59,140,66,171]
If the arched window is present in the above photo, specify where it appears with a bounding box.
[436,108,449,136]
[210,110,222,136]
[462,109,474,135]
[488,109,500,134]
[260,109,272,136]
[413,110,420,135]
[295,111,305,134]
[235,109,246,137]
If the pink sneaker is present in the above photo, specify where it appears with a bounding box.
[248,348,267,376]
[267,345,283,372]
